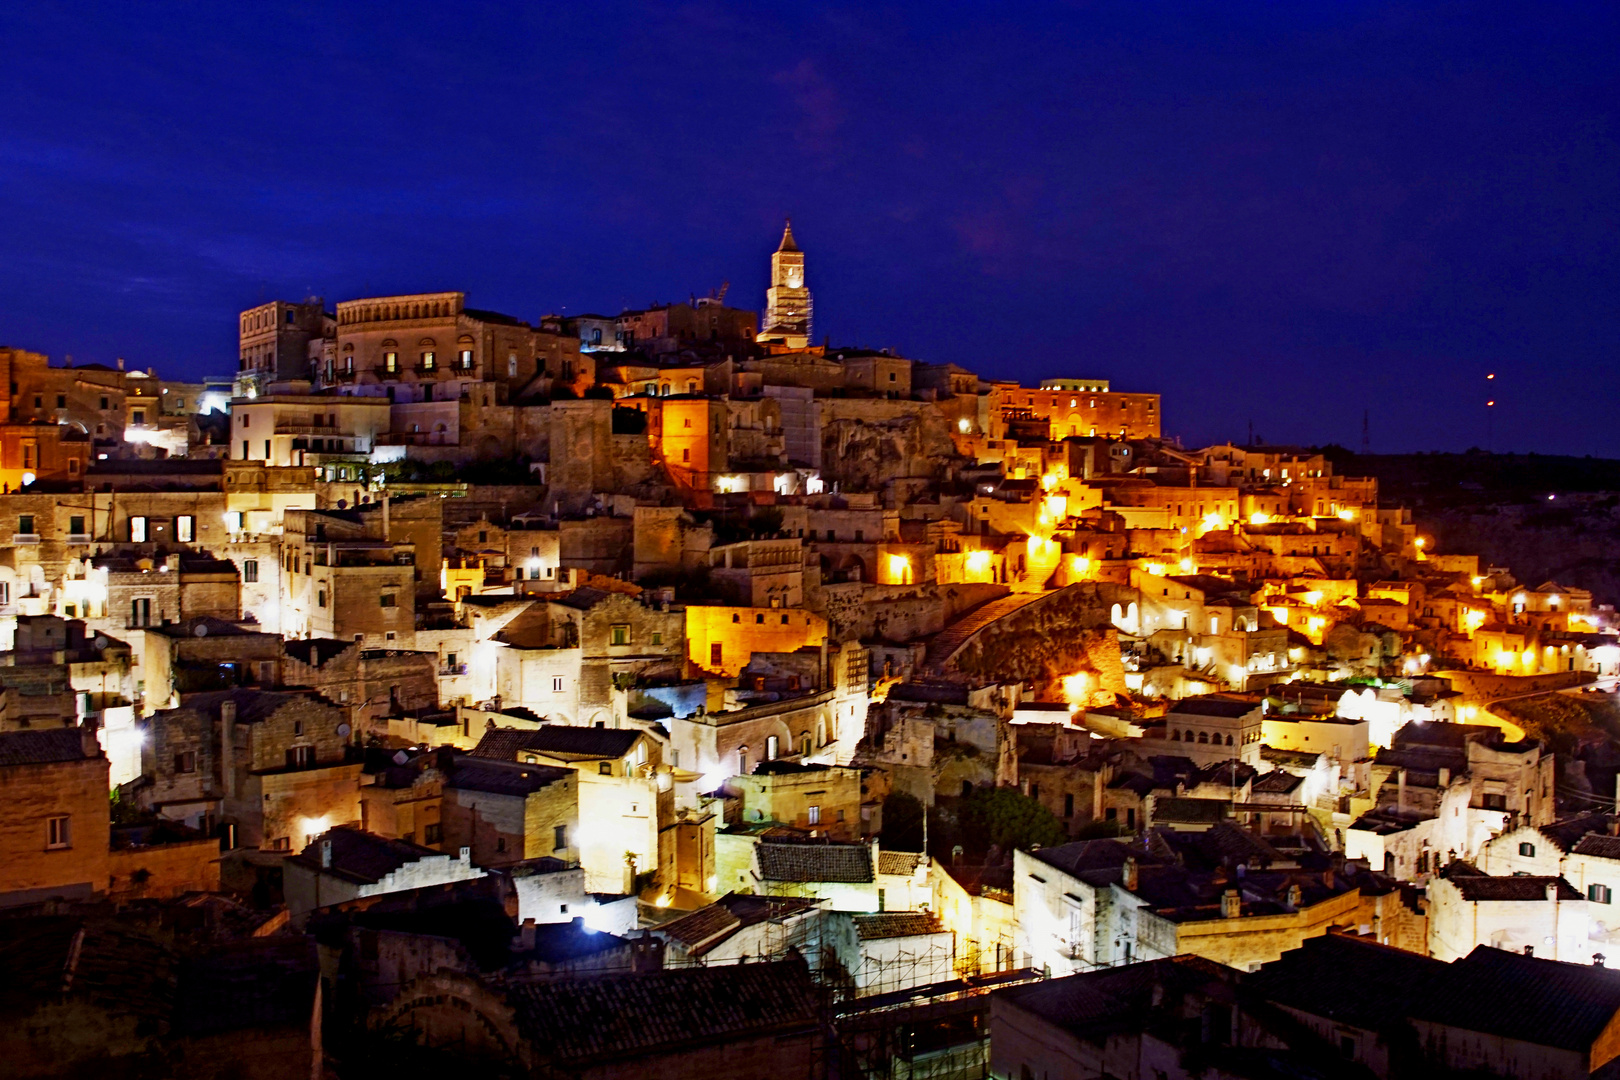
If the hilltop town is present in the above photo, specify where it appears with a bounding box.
[3,224,1619,1079]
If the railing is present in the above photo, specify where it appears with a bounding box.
[412,362,439,375]
[439,663,468,676]
[277,423,355,435]
[65,533,91,545]
[11,533,40,544]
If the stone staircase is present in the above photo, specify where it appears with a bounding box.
[923,592,1047,672]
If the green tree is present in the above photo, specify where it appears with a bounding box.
[963,787,1066,852]
[880,791,925,852]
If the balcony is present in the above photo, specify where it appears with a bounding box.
[412,362,440,376]
[439,663,468,677]
[277,423,355,436]
[11,533,40,545]
[327,369,360,384]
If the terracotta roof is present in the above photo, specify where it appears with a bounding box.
[471,725,642,762]
[1415,945,1620,1053]
[0,727,91,766]
[445,757,572,797]
[507,960,820,1066]
[286,825,457,886]
[853,912,943,940]
[1572,833,1620,860]
[757,841,873,883]
[877,850,926,876]
[1447,874,1580,902]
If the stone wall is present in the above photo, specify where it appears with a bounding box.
[0,748,110,901]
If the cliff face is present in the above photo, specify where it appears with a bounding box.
[1321,449,1620,604]
[1425,498,1620,602]
[818,399,960,491]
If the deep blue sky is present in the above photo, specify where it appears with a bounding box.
[2,2,1616,455]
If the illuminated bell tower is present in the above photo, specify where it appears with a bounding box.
[758,218,812,349]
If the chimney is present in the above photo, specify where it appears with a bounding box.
[1221,889,1241,919]
[320,840,332,868]
[459,846,471,864]
[1547,882,1560,904]
[1123,856,1139,891]
[1438,767,1451,788]
[1397,768,1408,813]
[220,700,237,799]
[519,918,536,950]
[382,494,391,543]
[80,723,100,758]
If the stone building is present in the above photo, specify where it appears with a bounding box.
[139,687,358,849]
[236,298,331,397]
[0,726,110,906]
[757,220,812,349]
[439,752,580,870]
[282,824,484,926]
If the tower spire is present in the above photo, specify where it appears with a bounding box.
[777,217,799,254]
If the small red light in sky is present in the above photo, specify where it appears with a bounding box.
[1487,373,1495,379]
[1487,400,1495,406]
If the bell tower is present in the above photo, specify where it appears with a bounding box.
[758,219,812,349]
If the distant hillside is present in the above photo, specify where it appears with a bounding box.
[1319,448,1620,604]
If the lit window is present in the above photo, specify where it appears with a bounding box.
[176,515,194,543]
[130,516,148,542]
[807,805,821,825]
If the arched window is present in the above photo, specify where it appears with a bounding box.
[1197,731,1209,744]
[800,734,811,757]
[1225,734,1233,746]
[817,719,827,747]
[738,746,749,775]
[1172,730,1181,741]
[766,735,779,761]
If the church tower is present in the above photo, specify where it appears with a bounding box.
[757,219,812,349]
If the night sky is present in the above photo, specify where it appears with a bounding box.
[2,2,1615,455]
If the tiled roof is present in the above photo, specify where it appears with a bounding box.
[1252,771,1304,794]
[287,825,453,886]
[471,725,642,762]
[1540,813,1615,852]
[877,850,926,876]
[1572,833,1620,860]
[1415,946,1620,1053]
[757,841,873,883]
[507,960,820,1065]
[0,727,91,766]
[1247,933,1447,1032]
[445,757,571,796]
[853,912,943,940]
[1448,874,1580,902]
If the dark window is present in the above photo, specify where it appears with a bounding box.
[710,642,722,667]
[69,515,84,535]
[1592,884,1613,904]
[598,761,612,775]
[554,825,567,850]
[285,746,314,768]
[1064,794,1074,818]
[424,823,442,845]
[1519,842,1536,857]
[379,594,396,608]
[243,559,258,583]
[17,515,33,534]
[173,751,197,774]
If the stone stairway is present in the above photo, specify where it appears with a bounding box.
[923,592,1046,671]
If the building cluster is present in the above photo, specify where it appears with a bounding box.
[1,223,1618,1078]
